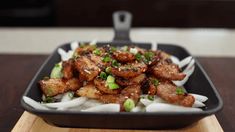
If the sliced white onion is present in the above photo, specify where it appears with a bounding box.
[146,103,202,112]
[131,106,144,112]
[67,50,74,59]
[173,65,195,86]
[70,41,79,51]
[179,56,192,68]
[170,56,180,65]
[140,95,166,106]
[57,48,67,61]
[43,97,87,108]
[184,59,195,72]
[140,99,153,106]
[129,48,138,54]
[66,99,103,111]
[151,42,158,50]
[173,74,189,87]
[81,99,103,108]
[190,93,208,102]
[193,100,206,108]
[23,96,49,110]
[154,97,166,103]
[57,92,73,110]
[90,39,97,45]
[81,104,120,112]
[61,92,73,102]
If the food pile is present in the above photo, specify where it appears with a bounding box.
[33,42,207,112]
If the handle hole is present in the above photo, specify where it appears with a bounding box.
[119,14,125,22]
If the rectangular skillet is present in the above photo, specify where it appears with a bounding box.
[21,11,223,129]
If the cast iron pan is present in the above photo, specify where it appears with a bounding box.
[21,11,223,129]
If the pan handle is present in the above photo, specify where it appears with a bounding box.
[113,11,132,42]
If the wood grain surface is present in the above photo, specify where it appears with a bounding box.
[0,54,234,131]
[12,111,223,132]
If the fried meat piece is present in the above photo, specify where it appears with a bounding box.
[121,84,141,103]
[116,74,146,86]
[62,59,74,79]
[87,54,110,70]
[99,94,121,104]
[39,78,81,97]
[75,56,100,81]
[156,50,171,61]
[94,78,120,94]
[75,45,96,55]
[152,61,185,80]
[66,78,82,91]
[99,85,141,107]
[113,51,135,62]
[156,81,195,107]
[76,84,101,99]
[111,62,147,78]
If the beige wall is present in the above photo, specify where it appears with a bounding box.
[0,28,234,56]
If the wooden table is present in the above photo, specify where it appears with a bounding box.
[0,54,234,131]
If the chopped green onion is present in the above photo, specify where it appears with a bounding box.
[90,44,97,49]
[72,52,80,59]
[43,76,50,81]
[152,79,159,87]
[111,47,117,52]
[176,87,185,95]
[142,58,149,64]
[68,92,74,99]
[99,72,107,79]
[102,55,112,62]
[144,52,154,61]
[121,46,128,51]
[50,63,63,79]
[46,87,54,96]
[108,83,120,89]
[55,63,60,67]
[93,49,101,55]
[147,95,154,101]
[124,99,135,112]
[135,53,142,61]
[106,75,115,83]
[112,60,120,67]
[44,96,53,103]
[79,43,86,48]
[105,67,111,73]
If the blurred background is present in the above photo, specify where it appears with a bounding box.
[1,0,235,56]
[1,0,235,27]
[1,1,235,132]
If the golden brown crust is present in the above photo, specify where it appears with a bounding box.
[94,78,120,94]
[39,78,81,97]
[116,74,146,86]
[39,78,66,97]
[87,54,110,70]
[75,45,96,55]
[62,59,74,79]
[156,81,195,107]
[75,56,100,81]
[65,78,82,91]
[99,94,122,104]
[152,61,186,81]
[113,51,135,62]
[76,84,101,99]
[121,84,141,103]
[110,63,147,78]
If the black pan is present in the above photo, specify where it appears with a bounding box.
[21,11,223,129]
